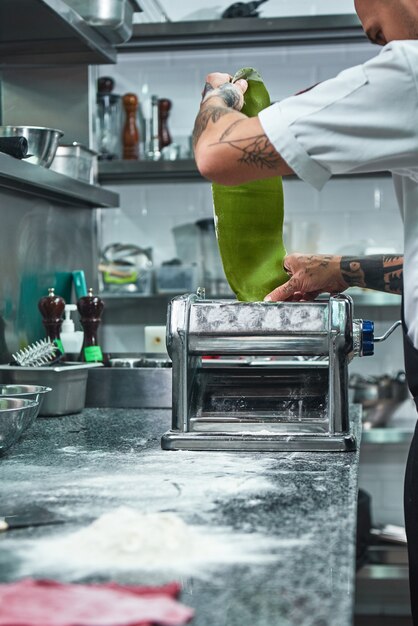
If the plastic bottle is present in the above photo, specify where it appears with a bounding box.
[60,304,84,359]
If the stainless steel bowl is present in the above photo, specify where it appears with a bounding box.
[0,126,64,168]
[0,385,51,431]
[0,397,39,454]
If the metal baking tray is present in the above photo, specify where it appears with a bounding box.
[0,363,102,416]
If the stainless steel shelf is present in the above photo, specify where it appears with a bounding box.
[98,159,392,185]
[0,154,119,208]
[347,288,402,307]
[362,428,414,445]
[0,0,116,65]
[119,14,367,52]
[100,289,402,308]
[98,159,201,184]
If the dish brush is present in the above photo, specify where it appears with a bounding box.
[11,339,61,367]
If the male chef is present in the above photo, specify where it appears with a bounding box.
[192,0,418,620]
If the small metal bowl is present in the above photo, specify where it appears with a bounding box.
[0,385,51,431]
[0,397,39,454]
[0,126,64,168]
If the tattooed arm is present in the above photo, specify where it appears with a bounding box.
[264,253,404,302]
[193,72,294,186]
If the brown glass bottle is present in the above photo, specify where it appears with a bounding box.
[122,93,140,160]
[38,288,65,354]
[77,288,105,363]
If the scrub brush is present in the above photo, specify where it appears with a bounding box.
[11,339,61,367]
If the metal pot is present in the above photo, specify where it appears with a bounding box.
[350,371,409,428]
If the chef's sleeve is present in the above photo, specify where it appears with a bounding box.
[258,41,418,190]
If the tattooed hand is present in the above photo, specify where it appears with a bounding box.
[201,83,246,110]
[201,73,248,110]
[264,254,347,302]
[264,253,404,302]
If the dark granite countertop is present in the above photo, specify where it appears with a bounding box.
[0,408,361,626]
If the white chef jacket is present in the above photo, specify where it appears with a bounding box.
[259,40,418,348]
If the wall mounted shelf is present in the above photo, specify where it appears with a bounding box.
[100,288,400,308]
[98,158,392,185]
[0,0,116,65]
[98,159,201,184]
[120,14,367,53]
[0,154,119,208]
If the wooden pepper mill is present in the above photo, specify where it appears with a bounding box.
[122,93,140,160]
[158,98,172,150]
[77,288,105,363]
[38,288,66,354]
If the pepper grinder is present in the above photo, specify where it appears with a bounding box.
[158,98,172,150]
[122,93,140,160]
[38,288,66,355]
[77,288,105,363]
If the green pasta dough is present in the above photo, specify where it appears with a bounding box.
[212,67,288,301]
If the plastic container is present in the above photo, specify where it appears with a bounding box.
[144,326,167,354]
[61,304,84,356]
[155,265,198,294]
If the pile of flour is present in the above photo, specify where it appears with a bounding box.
[57,507,206,569]
[20,506,310,577]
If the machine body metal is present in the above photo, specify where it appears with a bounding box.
[162,293,365,452]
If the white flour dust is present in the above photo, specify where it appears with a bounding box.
[57,507,207,568]
[20,506,311,577]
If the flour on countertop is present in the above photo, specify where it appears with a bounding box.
[17,506,311,578]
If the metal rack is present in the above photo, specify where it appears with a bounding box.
[0,154,118,209]
[0,0,116,65]
[120,14,367,52]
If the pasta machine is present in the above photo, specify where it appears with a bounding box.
[161,292,400,452]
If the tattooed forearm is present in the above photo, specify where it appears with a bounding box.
[192,106,235,149]
[219,119,245,141]
[340,255,403,294]
[210,134,281,170]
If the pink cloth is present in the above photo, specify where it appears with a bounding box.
[0,579,194,626]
